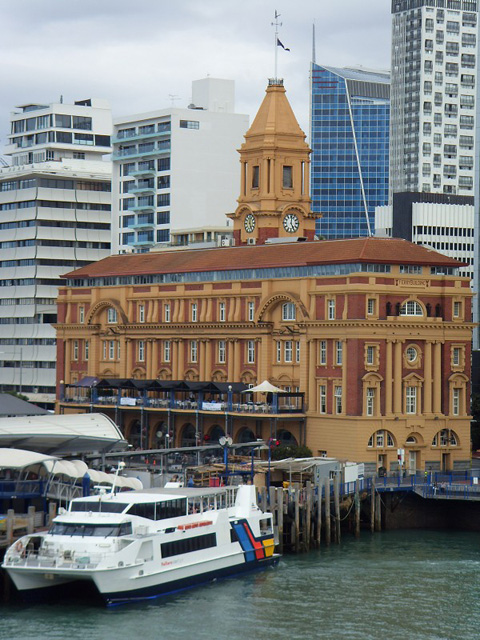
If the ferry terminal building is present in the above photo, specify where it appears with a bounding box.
[55,80,473,474]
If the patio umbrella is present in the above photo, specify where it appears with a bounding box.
[242,380,284,394]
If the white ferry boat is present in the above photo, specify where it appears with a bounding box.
[2,484,278,605]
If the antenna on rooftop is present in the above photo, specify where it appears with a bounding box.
[60,95,63,104]
[169,94,180,107]
[271,10,290,81]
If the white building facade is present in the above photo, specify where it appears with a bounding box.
[111,78,249,254]
[390,0,478,197]
[0,99,112,405]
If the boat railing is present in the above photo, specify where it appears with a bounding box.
[5,548,107,571]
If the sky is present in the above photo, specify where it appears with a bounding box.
[1,0,392,147]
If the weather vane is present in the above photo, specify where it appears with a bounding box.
[271,10,290,81]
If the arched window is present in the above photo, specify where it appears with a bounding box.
[400,300,423,316]
[406,435,417,444]
[432,429,458,447]
[367,430,395,448]
[180,423,196,448]
[277,429,298,447]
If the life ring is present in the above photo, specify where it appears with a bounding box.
[14,540,24,555]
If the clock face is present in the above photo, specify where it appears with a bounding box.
[283,212,300,233]
[244,213,256,233]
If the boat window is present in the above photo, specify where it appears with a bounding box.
[126,499,186,520]
[259,518,273,535]
[49,522,132,537]
[127,503,156,520]
[161,532,217,558]
[70,501,128,513]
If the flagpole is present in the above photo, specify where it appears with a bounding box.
[272,10,281,80]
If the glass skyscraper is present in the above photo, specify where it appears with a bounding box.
[310,65,390,239]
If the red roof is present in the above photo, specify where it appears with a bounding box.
[63,237,467,279]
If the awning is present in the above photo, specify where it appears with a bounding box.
[0,448,58,470]
[0,412,127,455]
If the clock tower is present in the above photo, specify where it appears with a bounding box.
[229,79,320,245]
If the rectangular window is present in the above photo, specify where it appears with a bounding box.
[191,303,197,322]
[252,165,259,189]
[248,301,255,322]
[84,340,89,361]
[366,388,375,417]
[282,165,293,189]
[247,340,255,364]
[190,340,198,363]
[319,385,327,413]
[367,298,375,315]
[284,341,293,363]
[366,345,375,365]
[164,303,170,323]
[282,303,296,321]
[79,306,85,323]
[219,302,226,322]
[218,340,226,364]
[107,308,117,324]
[139,304,145,323]
[276,341,281,363]
[164,340,171,362]
[117,341,121,360]
[179,120,200,129]
[327,299,335,320]
[453,347,461,366]
[452,388,460,416]
[336,341,343,366]
[296,341,300,363]
[406,386,417,414]
[453,301,461,318]
[109,340,115,360]
[73,340,78,360]
[103,341,107,360]
[334,386,342,414]
[138,340,145,362]
[320,340,327,365]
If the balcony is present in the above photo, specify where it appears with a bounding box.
[112,130,170,144]
[112,146,170,161]
[130,185,155,195]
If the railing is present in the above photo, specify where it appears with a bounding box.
[62,396,305,414]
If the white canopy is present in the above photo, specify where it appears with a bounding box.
[243,380,284,394]
[0,448,58,470]
[0,412,127,454]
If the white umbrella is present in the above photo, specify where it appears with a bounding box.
[242,380,284,394]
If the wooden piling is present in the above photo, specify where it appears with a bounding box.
[305,481,312,551]
[316,479,322,548]
[370,479,375,533]
[334,474,341,544]
[354,479,361,538]
[294,488,300,553]
[325,480,331,545]
[375,492,382,532]
[6,510,14,545]
[48,501,57,527]
[27,506,35,534]
[277,487,284,554]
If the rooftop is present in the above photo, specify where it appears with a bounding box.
[63,237,466,280]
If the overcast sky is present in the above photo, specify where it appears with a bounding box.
[1,0,391,147]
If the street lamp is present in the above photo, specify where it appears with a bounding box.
[219,436,233,485]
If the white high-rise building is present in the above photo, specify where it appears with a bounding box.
[111,78,249,254]
[0,98,112,406]
[390,0,478,197]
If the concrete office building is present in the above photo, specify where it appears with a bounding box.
[111,78,249,254]
[310,65,390,239]
[0,98,112,406]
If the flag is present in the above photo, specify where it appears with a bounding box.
[277,38,290,51]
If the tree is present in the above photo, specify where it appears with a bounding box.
[271,444,312,461]
[6,391,30,402]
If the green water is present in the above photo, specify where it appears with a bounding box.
[1,530,479,640]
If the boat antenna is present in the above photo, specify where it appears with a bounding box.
[110,461,126,494]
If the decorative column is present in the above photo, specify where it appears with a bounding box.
[385,340,393,416]
[433,341,442,415]
[424,341,433,415]
[204,339,212,381]
[393,340,403,415]
[171,340,179,379]
[227,340,235,381]
[177,339,185,380]
[341,339,347,413]
[308,340,316,413]
[233,339,241,380]
[125,338,132,378]
[146,339,153,378]
[199,340,206,380]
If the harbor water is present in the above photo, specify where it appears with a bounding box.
[1,529,479,640]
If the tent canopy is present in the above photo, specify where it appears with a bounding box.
[0,448,58,470]
[242,380,284,394]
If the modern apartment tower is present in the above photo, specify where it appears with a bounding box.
[390,0,478,197]
[111,78,249,254]
[377,2,478,283]
[0,98,112,406]
[310,64,390,239]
